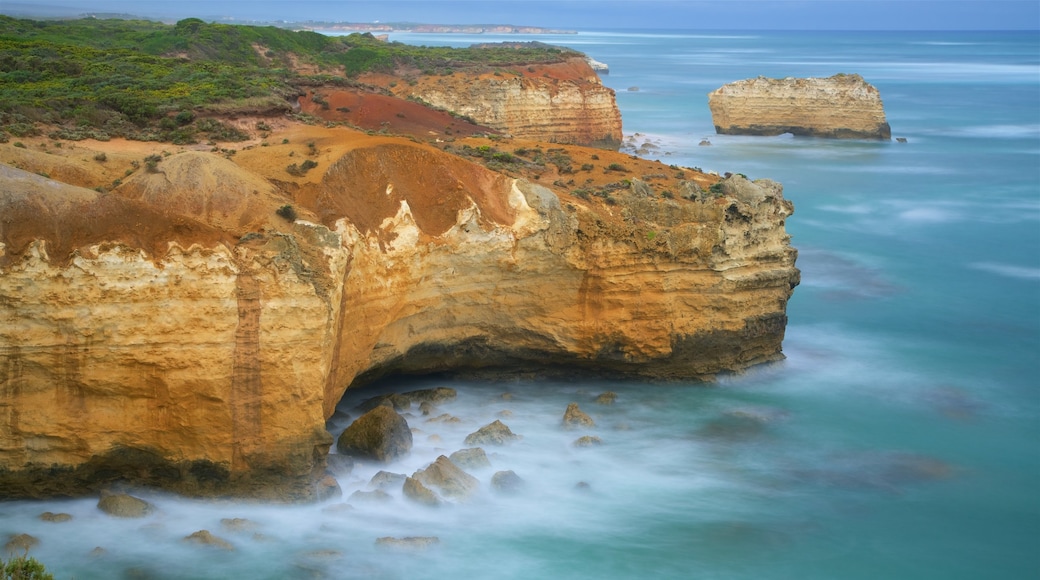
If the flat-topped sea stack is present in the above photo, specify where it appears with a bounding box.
[708,74,891,140]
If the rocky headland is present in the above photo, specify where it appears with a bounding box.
[0,17,798,501]
[708,74,891,140]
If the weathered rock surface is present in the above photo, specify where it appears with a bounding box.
[573,435,603,447]
[337,406,413,462]
[402,476,441,506]
[464,421,520,446]
[97,492,153,518]
[490,470,524,494]
[387,58,623,148]
[0,127,797,499]
[449,448,491,469]
[708,74,891,140]
[39,512,73,523]
[562,403,595,429]
[594,391,617,405]
[412,456,478,501]
[183,530,234,551]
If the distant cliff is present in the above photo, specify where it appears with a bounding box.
[0,130,797,499]
[377,57,623,149]
[708,74,891,140]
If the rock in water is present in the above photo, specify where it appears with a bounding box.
[464,420,519,446]
[337,406,413,462]
[402,476,441,506]
[563,403,595,429]
[375,536,440,550]
[490,470,525,494]
[97,492,153,518]
[708,74,891,139]
[573,435,603,447]
[368,471,406,490]
[39,512,72,522]
[413,456,479,501]
[594,391,617,405]
[449,447,491,469]
[183,530,234,551]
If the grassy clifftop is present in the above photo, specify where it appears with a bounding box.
[0,16,578,143]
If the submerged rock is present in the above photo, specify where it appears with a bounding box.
[562,403,595,429]
[375,536,440,550]
[314,472,342,501]
[464,420,519,446]
[183,530,234,551]
[413,456,479,501]
[39,511,72,523]
[368,471,406,491]
[357,387,458,413]
[337,405,413,462]
[449,447,491,469]
[220,518,260,533]
[349,489,393,503]
[594,391,617,405]
[573,435,603,447]
[97,492,153,518]
[490,470,525,494]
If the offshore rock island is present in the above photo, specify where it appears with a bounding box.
[708,74,892,140]
[0,16,798,499]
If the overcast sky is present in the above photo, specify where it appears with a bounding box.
[4,0,1039,30]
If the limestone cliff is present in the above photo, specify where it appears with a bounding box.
[378,58,623,148]
[0,135,796,499]
[708,74,891,140]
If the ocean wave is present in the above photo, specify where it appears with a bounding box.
[940,124,1040,139]
[967,262,1040,280]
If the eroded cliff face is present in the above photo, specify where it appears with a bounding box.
[382,58,623,148]
[708,74,891,140]
[0,136,796,499]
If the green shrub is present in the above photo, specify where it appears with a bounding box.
[93,152,107,162]
[1,554,54,579]
[276,204,297,221]
[606,163,628,172]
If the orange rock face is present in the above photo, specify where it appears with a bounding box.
[379,58,623,148]
[0,132,796,499]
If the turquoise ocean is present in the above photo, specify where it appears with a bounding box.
[3,30,1038,579]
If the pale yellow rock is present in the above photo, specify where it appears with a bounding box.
[708,74,891,140]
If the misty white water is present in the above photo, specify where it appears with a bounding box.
[2,29,1038,579]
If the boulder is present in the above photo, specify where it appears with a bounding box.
[402,476,441,507]
[357,387,457,412]
[464,420,519,446]
[449,448,491,470]
[594,391,617,405]
[183,530,234,551]
[413,456,478,501]
[425,413,462,424]
[573,435,603,447]
[368,471,406,491]
[39,511,72,523]
[337,406,413,462]
[97,492,153,518]
[314,472,342,501]
[562,403,595,429]
[490,470,524,494]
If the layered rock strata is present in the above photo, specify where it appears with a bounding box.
[386,58,623,148]
[0,138,796,499]
[708,74,891,140]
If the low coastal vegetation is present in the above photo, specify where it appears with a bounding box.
[0,15,576,143]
